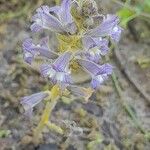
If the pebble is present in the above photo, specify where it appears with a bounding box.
[21,135,32,145]
[83,102,103,117]
[36,143,58,150]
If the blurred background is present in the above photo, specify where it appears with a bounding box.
[0,0,150,150]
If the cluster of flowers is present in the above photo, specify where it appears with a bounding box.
[21,0,122,116]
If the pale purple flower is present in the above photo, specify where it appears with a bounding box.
[31,0,76,34]
[21,92,49,116]
[22,37,58,64]
[86,14,122,42]
[80,36,109,63]
[40,52,72,88]
[82,36,109,55]
[77,59,113,89]
[78,49,101,64]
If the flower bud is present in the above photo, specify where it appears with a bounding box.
[81,0,98,17]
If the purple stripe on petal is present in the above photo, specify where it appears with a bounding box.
[40,64,53,77]
[60,0,72,24]
[31,1,76,34]
[78,51,100,64]
[40,52,72,87]
[22,37,58,64]
[97,63,113,75]
[77,59,101,75]
[53,52,72,71]
[82,36,96,50]
[86,14,120,38]
[31,5,65,33]
[82,36,109,56]
[30,22,43,32]
[77,59,113,89]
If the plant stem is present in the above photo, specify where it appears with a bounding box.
[33,85,62,141]
[105,46,145,134]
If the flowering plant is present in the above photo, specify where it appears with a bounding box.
[21,0,122,140]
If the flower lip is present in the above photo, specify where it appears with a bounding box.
[22,37,58,64]
[21,91,49,116]
[77,58,113,89]
[40,52,73,87]
[85,14,122,42]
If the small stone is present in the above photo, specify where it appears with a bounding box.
[83,102,103,117]
[67,145,77,150]
[36,143,58,150]
[21,135,32,145]
[98,85,113,94]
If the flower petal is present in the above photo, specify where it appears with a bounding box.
[21,92,49,116]
[96,63,113,75]
[77,59,101,75]
[78,50,101,64]
[60,0,73,24]
[53,52,72,71]
[50,0,76,34]
[40,52,72,87]
[82,36,96,50]
[86,14,120,37]
[82,36,109,56]
[22,37,58,64]
[31,5,65,33]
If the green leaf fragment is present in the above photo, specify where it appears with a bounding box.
[0,129,11,138]
[117,8,135,27]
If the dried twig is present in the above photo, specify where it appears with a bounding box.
[113,45,150,104]
[111,72,146,134]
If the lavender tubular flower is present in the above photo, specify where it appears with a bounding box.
[31,0,76,34]
[80,36,109,63]
[21,92,49,116]
[77,59,113,89]
[31,5,65,33]
[86,14,122,42]
[78,37,109,63]
[40,52,72,87]
[82,36,109,55]
[78,49,101,64]
[22,37,58,64]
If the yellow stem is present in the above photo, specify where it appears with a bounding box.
[55,0,61,5]
[33,85,61,140]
